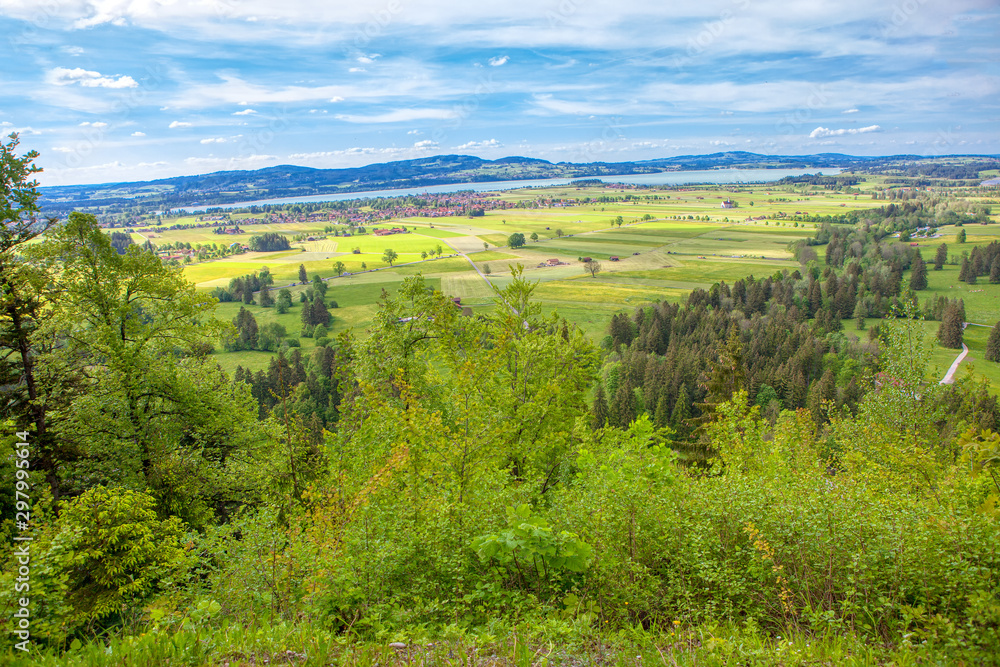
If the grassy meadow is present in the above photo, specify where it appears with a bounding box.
[122,179,1000,381]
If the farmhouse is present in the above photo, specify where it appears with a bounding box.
[373,227,408,237]
[721,200,736,209]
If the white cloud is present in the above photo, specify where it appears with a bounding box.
[809,124,881,138]
[52,146,74,153]
[232,108,257,115]
[62,46,85,56]
[200,137,227,144]
[349,67,366,73]
[842,108,859,114]
[413,140,439,149]
[329,96,344,103]
[169,121,193,128]
[335,108,458,123]
[48,67,137,89]
[455,139,503,149]
[488,55,509,67]
[79,121,109,128]
[131,131,146,136]
[182,154,278,171]
[357,53,380,64]
[407,129,422,135]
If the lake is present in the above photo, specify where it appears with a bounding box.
[173,168,842,213]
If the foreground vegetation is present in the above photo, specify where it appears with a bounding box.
[3,136,1000,665]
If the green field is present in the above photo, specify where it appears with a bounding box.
[117,180,997,377]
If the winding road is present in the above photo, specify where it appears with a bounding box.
[940,341,969,385]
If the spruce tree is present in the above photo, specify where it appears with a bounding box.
[933,243,947,270]
[670,383,691,435]
[959,256,971,282]
[937,304,964,349]
[300,298,314,328]
[612,379,637,427]
[298,263,308,283]
[853,299,866,330]
[909,252,927,291]
[591,384,609,429]
[990,256,1000,284]
[259,282,274,307]
[986,322,1000,363]
[653,387,670,429]
[311,299,331,327]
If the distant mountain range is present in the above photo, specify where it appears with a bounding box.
[37,152,998,217]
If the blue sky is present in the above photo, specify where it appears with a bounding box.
[1,0,997,186]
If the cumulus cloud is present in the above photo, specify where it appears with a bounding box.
[48,67,137,89]
[131,131,146,136]
[809,124,881,138]
[842,108,859,114]
[488,55,509,67]
[232,108,257,115]
[455,139,503,149]
[200,137,227,144]
[357,53,380,64]
[413,140,439,149]
[79,121,109,128]
[348,67,366,73]
[169,121,193,128]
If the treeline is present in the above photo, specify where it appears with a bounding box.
[595,197,1000,450]
[247,232,291,252]
[776,174,861,187]
[211,267,274,303]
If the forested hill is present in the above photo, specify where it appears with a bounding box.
[36,151,971,217]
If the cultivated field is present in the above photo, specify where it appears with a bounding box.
[119,179,999,378]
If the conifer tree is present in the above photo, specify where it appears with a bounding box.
[853,299,866,330]
[612,379,637,427]
[591,384,609,429]
[959,256,971,282]
[986,322,1000,363]
[937,304,964,349]
[909,251,927,291]
[670,383,691,435]
[933,243,947,270]
[990,256,1000,284]
[259,282,274,307]
[653,387,670,428]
